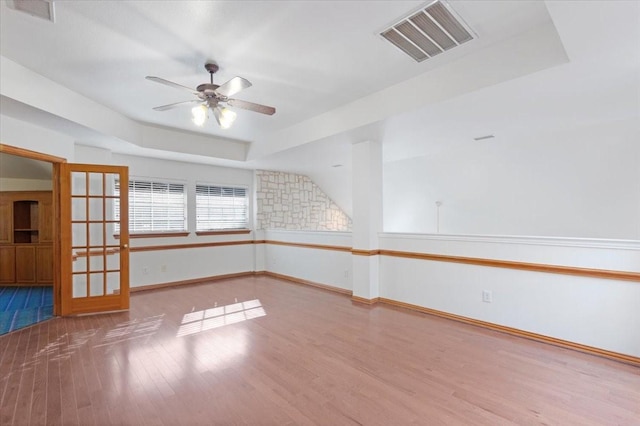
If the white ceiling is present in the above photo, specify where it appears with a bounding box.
[0,0,550,139]
[1,1,638,214]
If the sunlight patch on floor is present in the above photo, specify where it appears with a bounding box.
[177,299,266,337]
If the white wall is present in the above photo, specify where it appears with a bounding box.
[119,153,254,287]
[384,117,640,240]
[263,230,352,291]
[259,228,640,358]
[74,148,256,288]
[0,178,52,191]
[0,114,75,160]
[379,233,640,357]
[130,244,254,288]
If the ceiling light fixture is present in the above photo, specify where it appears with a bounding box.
[213,106,237,130]
[191,104,208,127]
[191,103,237,129]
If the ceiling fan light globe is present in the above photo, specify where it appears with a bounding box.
[221,107,237,129]
[191,105,208,126]
[214,106,237,129]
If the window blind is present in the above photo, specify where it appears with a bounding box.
[115,179,186,233]
[196,184,248,230]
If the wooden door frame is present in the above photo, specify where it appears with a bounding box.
[0,143,66,315]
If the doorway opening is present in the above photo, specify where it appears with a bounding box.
[0,144,64,332]
[1,143,131,324]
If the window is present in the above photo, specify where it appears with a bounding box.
[114,179,186,233]
[196,184,248,231]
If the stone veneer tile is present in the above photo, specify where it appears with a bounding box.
[256,170,352,231]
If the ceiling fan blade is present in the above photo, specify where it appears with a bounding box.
[227,98,276,115]
[152,99,201,111]
[146,76,199,95]
[215,77,252,98]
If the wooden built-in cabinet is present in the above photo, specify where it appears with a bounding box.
[36,245,54,282]
[0,246,16,283]
[0,198,11,244]
[0,191,53,285]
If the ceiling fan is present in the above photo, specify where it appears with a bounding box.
[146,63,276,129]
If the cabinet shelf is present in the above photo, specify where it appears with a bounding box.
[14,230,39,243]
[13,200,41,243]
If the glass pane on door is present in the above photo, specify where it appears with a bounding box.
[89,172,104,196]
[89,273,104,297]
[73,274,87,298]
[72,198,86,221]
[89,198,103,221]
[72,172,86,196]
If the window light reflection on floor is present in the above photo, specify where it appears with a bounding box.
[94,314,165,348]
[177,299,266,337]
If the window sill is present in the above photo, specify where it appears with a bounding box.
[114,232,190,239]
[195,229,252,236]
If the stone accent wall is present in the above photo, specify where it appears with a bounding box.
[256,170,352,231]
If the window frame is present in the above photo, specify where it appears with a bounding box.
[195,182,250,234]
[114,177,188,237]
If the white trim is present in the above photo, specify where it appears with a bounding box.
[264,229,352,238]
[380,232,640,251]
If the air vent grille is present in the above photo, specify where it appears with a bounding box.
[6,0,55,22]
[381,0,474,62]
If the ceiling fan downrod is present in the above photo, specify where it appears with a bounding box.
[204,63,219,84]
[196,63,221,97]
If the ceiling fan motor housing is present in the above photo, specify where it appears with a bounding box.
[205,98,220,108]
[197,83,221,97]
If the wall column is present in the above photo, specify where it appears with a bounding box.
[351,140,382,302]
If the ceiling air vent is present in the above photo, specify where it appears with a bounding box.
[381,0,474,62]
[6,0,55,23]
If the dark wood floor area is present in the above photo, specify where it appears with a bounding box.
[1,275,639,425]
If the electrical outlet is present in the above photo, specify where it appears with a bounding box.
[344,270,349,279]
[482,290,492,303]
[142,266,149,275]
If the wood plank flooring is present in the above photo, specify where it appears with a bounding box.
[1,275,639,425]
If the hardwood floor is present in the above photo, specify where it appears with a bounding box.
[1,275,639,425]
